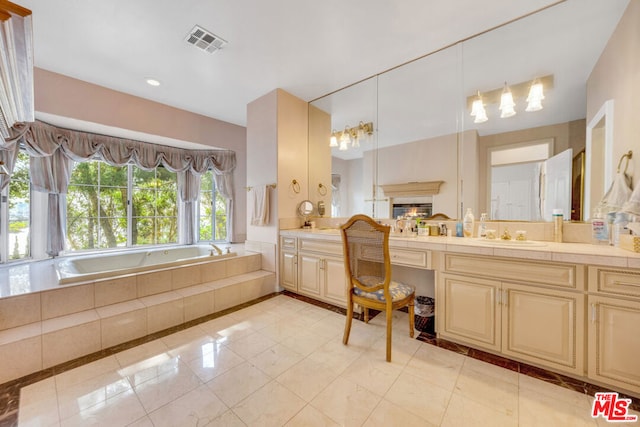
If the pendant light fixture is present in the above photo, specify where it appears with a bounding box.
[329,131,338,147]
[526,78,545,112]
[329,121,374,151]
[470,91,488,123]
[499,82,516,118]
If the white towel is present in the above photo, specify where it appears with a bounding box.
[251,185,270,226]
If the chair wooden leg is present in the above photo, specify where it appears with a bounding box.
[385,308,393,362]
[363,307,369,323]
[408,300,415,338]
[343,300,354,345]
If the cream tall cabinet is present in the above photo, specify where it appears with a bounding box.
[587,267,640,395]
[438,253,585,376]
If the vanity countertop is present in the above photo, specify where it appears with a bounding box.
[280,228,640,269]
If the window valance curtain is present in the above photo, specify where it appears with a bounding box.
[0,2,34,140]
[1,120,236,255]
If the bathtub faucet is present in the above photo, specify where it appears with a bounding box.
[210,243,223,256]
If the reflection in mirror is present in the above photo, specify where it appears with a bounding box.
[463,0,627,221]
[585,99,614,220]
[309,0,630,222]
[311,77,378,218]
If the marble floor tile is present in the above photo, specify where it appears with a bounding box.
[402,342,465,392]
[384,372,452,425]
[441,392,518,427]
[207,361,271,407]
[275,357,338,402]
[310,376,382,426]
[453,357,519,417]
[249,343,304,378]
[222,330,277,359]
[284,404,340,427]
[184,343,245,383]
[363,398,437,427]
[232,380,306,427]
[59,388,145,427]
[341,351,404,395]
[128,358,202,413]
[12,293,639,427]
[17,377,59,427]
[146,384,228,427]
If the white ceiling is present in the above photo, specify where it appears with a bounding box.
[21,0,570,130]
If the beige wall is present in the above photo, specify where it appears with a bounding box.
[477,120,586,215]
[34,68,248,242]
[246,89,309,244]
[587,0,639,187]
[246,90,279,244]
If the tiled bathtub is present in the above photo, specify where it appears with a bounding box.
[0,250,276,384]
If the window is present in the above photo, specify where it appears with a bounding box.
[67,162,128,250]
[66,160,178,250]
[199,170,228,242]
[132,166,177,245]
[4,150,31,261]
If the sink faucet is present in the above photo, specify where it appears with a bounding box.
[210,243,223,256]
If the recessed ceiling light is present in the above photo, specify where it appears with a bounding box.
[146,78,161,87]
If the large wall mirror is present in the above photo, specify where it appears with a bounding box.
[309,0,630,221]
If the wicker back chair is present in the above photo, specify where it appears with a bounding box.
[340,214,415,361]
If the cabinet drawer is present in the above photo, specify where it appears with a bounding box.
[359,245,429,269]
[281,236,297,250]
[390,248,430,269]
[299,239,343,256]
[443,253,584,290]
[588,266,640,298]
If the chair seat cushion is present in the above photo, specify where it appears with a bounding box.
[354,276,415,302]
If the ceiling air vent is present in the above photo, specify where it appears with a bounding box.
[185,25,227,53]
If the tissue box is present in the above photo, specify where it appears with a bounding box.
[620,234,640,253]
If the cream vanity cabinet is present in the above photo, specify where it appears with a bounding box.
[437,253,586,376]
[587,266,640,395]
[280,236,298,291]
[296,237,347,307]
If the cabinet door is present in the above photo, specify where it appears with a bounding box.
[280,251,297,291]
[298,253,321,297]
[502,283,584,375]
[588,295,640,394]
[322,256,347,307]
[439,273,501,351]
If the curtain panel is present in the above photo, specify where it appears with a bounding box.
[1,120,236,255]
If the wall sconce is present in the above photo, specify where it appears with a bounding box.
[0,161,8,175]
[467,75,553,123]
[499,82,516,118]
[330,121,374,151]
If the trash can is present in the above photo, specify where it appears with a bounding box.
[414,296,435,334]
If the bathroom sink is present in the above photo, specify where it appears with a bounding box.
[474,238,547,247]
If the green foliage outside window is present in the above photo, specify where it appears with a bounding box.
[8,151,30,260]
[66,161,178,250]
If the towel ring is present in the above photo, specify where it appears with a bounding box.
[318,183,327,196]
[617,150,633,173]
[291,179,301,194]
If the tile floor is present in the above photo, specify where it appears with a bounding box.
[16,294,640,426]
